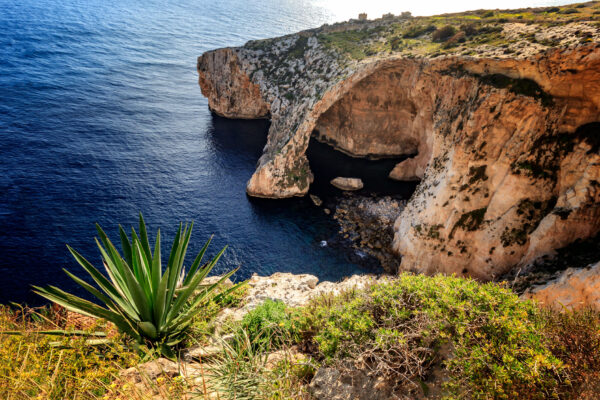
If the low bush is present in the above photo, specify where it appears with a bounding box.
[461,23,479,36]
[238,299,296,351]
[432,25,457,42]
[443,31,467,49]
[402,24,436,38]
[291,274,567,399]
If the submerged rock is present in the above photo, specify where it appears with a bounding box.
[330,177,364,191]
[310,194,323,206]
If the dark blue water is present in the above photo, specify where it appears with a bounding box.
[0,0,390,305]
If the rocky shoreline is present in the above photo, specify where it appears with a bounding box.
[332,194,406,273]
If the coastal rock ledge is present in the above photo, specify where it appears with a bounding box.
[198,9,600,280]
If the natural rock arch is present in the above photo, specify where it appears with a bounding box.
[199,42,600,279]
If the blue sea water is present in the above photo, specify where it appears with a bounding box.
[0,0,578,304]
[0,0,376,304]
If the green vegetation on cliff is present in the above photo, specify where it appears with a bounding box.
[310,2,600,60]
[208,274,600,400]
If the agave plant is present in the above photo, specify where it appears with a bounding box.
[34,214,239,356]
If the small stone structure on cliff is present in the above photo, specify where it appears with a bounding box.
[198,4,600,281]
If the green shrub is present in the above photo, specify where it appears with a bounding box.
[239,299,295,351]
[34,214,242,357]
[402,24,436,38]
[461,23,479,36]
[559,8,579,14]
[432,25,457,42]
[292,274,566,399]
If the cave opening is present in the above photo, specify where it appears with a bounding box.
[306,136,418,198]
[305,65,427,201]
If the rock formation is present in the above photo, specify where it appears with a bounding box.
[198,6,600,279]
[523,261,600,310]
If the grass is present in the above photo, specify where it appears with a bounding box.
[0,304,140,400]
[0,278,247,399]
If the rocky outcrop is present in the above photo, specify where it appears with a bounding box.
[523,261,600,310]
[334,195,406,272]
[215,273,381,323]
[197,48,270,119]
[310,365,394,400]
[198,9,600,279]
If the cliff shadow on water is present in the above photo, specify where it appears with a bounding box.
[206,112,271,166]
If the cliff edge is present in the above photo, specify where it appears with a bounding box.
[198,3,600,279]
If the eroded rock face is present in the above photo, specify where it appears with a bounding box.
[198,17,600,279]
[314,68,423,159]
[197,48,269,119]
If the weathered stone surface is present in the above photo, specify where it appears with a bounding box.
[330,177,364,191]
[198,14,600,279]
[183,344,223,362]
[120,358,180,383]
[215,272,381,323]
[197,48,269,119]
[265,345,306,370]
[310,194,323,206]
[310,366,394,400]
[523,261,600,310]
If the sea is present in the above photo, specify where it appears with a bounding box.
[0,0,577,304]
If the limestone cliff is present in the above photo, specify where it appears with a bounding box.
[198,4,600,279]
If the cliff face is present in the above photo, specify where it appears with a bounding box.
[198,8,600,279]
[197,48,270,119]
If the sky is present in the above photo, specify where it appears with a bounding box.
[315,0,582,19]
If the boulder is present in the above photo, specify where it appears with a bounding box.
[523,261,600,310]
[213,273,380,324]
[330,177,364,191]
[119,358,179,384]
